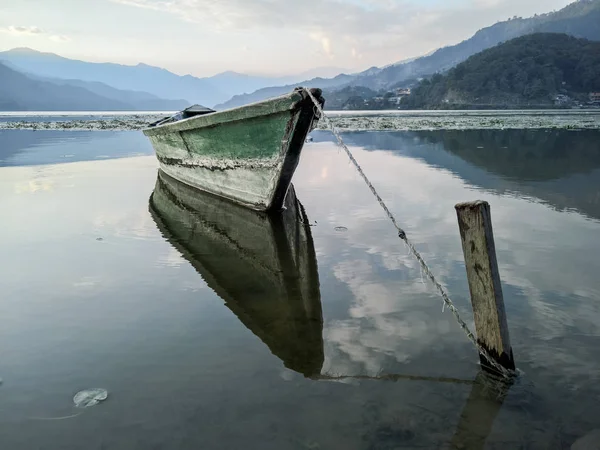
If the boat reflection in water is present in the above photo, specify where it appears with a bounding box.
[149,170,324,377]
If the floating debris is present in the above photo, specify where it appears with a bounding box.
[334,226,348,232]
[0,115,164,131]
[73,388,108,408]
[314,111,600,131]
[2,111,600,132]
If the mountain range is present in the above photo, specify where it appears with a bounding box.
[217,0,600,109]
[404,33,600,109]
[0,62,190,111]
[0,0,598,111]
[0,47,347,109]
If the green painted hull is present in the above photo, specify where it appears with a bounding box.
[149,170,324,377]
[143,88,323,211]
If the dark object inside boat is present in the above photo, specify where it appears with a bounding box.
[149,104,216,127]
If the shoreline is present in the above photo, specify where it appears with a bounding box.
[1,110,599,132]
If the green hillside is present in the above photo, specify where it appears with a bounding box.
[403,33,600,109]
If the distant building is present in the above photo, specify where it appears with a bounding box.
[590,92,600,103]
[386,88,411,105]
[395,88,411,96]
[554,94,571,106]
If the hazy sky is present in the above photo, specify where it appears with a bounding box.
[0,0,574,77]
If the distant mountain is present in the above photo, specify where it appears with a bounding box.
[216,0,600,108]
[215,67,351,93]
[204,71,276,101]
[204,71,310,101]
[381,51,437,70]
[26,74,188,111]
[0,48,229,106]
[294,67,350,80]
[0,62,188,111]
[403,33,600,109]
[0,48,347,108]
[0,62,127,111]
[349,0,600,90]
[215,74,355,110]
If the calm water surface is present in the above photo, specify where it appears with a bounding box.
[1,127,599,449]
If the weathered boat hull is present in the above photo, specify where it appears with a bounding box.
[149,170,324,377]
[143,88,323,212]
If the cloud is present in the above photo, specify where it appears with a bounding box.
[50,35,71,42]
[0,25,71,43]
[110,0,573,66]
[3,25,45,35]
[310,32,334,59]
[111,0,415,34]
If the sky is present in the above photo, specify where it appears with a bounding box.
[0,0,575,77]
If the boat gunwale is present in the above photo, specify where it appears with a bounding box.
[142,89,307,136]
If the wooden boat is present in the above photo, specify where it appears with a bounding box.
[149,170,324,377]
[143,88,325,212]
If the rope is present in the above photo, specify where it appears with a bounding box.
[313,373,475,385]
[304,88,516,379]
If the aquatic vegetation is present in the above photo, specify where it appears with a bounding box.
[315,112,600,131]
[1,111,598,132]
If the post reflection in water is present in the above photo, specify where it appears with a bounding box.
[148,169,324,377]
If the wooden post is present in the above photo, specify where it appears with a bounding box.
[455,201,515,371]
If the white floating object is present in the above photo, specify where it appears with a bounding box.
[73,388,108,408]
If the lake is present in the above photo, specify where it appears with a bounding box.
[1,124,599,449]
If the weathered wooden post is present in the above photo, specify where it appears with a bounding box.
[455,201,515,371]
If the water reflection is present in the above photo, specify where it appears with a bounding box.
[149,170,324,377]
[2,129,600,448]
[420,129,600,181]
[313,129,600,222]
[450,372,512,450]
[0,130,152,166]
[146,169,521,449]
[421,129,600,222]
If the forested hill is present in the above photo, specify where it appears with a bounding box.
[402,33,600,109]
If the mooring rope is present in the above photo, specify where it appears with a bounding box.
[313,373,475,385]
[304,88,515,378]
